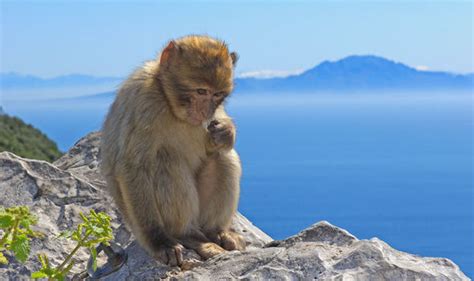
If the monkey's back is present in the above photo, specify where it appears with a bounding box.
[100,61,208,181]
[101,62,159,175]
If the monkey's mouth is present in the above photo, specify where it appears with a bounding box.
[188,109,212,126]
[188,114,208,126]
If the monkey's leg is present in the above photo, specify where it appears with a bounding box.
[104,176,132,226]
[197,149,246,251]
[117,151,199,266]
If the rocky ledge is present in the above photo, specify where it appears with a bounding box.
[0,132,469,280]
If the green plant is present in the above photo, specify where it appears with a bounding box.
[0,114,62,162]
[0,206,40,264]
[31,210,113,280]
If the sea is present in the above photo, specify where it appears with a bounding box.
[2,88,473,276]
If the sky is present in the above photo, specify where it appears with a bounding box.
[0,0,473,78]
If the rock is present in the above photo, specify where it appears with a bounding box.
[53,131,103,186]
[180,222,468,280]
[0,151,122,279]
[0,132,469,280]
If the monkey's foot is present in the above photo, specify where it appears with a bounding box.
[210,230,246,251]
[154,244,184,267]
[195,242,226,260]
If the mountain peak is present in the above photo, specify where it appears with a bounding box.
[304,55,415,78]
[339,54,396,63]
[235,55,472,92]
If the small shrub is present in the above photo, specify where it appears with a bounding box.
[32,210,113,280]
[0,206,40,264]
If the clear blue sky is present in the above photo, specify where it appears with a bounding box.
[1,0,472,78]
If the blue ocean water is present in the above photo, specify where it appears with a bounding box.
[3,91,473,276]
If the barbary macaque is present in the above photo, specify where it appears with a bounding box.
[100,35,244,266]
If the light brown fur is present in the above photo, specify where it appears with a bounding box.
[100,35,244,266]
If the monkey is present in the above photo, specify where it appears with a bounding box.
[100,35,245,267]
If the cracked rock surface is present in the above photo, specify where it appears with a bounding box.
[0,132,469,280]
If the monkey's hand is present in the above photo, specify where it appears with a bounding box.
[206,119,236,153]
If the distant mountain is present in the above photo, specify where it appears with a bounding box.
[0,73,121,89]
[234,55,473,92]
[2,55,472,93]
[0,113,62,162]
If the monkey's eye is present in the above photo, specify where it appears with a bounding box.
[196,88,207,95]
[213,92,226,98]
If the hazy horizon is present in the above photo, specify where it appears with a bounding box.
[1,53,473,80]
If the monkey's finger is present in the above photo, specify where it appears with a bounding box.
[209,120,234,133]
[165,248,178,266]
[166,248,178,267]
[212,130,232,143]
[215,232,223,245]
[219,232,238,251]
[210,126,228,135]
[213,127,232,135]
[174,244,184,266]
[207,120,220,131]
[166,245,184,267]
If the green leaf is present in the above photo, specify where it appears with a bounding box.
[0,214,14,228]
[58,230,73,239]
[79,213,88,222]
[10,234,30,263]
[31,271,48,279]
[71,231,81,241]
[27,229,43,239]
[0,251,8,264]
[90,209,98,217]
[19,215,38,228]
[38,253,49,268]
[91,225,104,234]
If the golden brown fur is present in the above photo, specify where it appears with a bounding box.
[100,35,244,266]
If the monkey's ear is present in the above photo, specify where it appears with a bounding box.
[160,41,179,67]
[230,52,239,67]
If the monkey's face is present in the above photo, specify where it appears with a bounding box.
[159,36,238,126]
[180,86,230,126]
[169,67,234,126]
